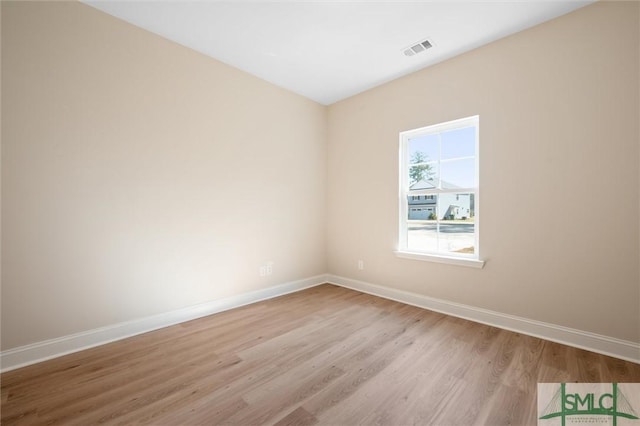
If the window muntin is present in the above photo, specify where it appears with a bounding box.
[399,116,479,259]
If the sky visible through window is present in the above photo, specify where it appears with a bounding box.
[408,126,476,189]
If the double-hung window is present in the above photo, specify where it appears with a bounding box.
[397,116,483,268]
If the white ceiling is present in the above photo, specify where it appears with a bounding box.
[83,1,595,105]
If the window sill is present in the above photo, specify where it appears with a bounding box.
[394,251,485,269]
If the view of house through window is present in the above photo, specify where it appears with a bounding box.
[399,116,479,258]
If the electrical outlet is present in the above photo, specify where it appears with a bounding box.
[266,261,274,275]
[259,266,267,277]
[358,260,364,270]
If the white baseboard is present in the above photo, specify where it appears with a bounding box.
[0,275,328,373]
[326,274,640,364]
[3,273,637,372]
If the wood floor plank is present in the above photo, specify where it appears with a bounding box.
[2,284,639,426]
[310,308,451,424]
[273,406,318,426]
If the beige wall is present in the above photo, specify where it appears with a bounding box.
[1,1,327,350]
[327,1,640,343]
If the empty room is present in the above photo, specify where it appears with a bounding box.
[1,0,639,425]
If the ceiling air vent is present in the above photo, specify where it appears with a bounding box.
[403,39,433,57]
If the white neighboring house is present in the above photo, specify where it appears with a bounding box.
[407,179,474,220]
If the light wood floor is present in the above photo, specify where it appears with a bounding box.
[2,284,639,425]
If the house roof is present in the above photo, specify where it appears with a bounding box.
[409,179,461,191]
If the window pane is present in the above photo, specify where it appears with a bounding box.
[438,193,474,220]
[408,133,439,163]
[408,133,438,188]
[440,126,475,160]
[438,192,474,254]
[407,192,438,251]
[408,162,438,189]
[407,194,437,220]
[440,158,475,188]
[407,219,438,252]
[407,220,475,254]
[407,193,438,252]
[438,223,475,255]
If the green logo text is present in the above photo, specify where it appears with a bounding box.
[539,383,639,426]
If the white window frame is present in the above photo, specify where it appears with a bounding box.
[396,115,484,268]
